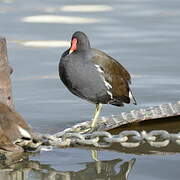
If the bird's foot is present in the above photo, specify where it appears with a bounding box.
[68,124,95,134]
[78,126,95,134]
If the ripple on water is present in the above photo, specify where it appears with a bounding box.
[22,15,103,24]
[43,5,112,13]
[61,5,112,12]
[18,40,69,48]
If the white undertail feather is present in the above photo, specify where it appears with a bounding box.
[107,90,113,99]
[129,90,137,105]
[18,126,31,139]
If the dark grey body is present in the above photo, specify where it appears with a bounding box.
[59,49,110,104]
[59,31,136,107]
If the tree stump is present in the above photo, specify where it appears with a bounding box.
[0,37,13,109]
[0,37,41,161]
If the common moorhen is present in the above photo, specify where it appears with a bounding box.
[59,31,137,132]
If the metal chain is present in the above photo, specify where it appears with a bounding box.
[41,101,180,149]
[43,130,180,148]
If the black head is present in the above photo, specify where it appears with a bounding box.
[69,31,91,54]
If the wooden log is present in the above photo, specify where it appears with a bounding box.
[0,37,13,109]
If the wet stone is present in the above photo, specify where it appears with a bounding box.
[160,104,175,116]
[143,108,155,119]
[134,109,146,120]
[172,101,180,114]
[121,112,137,122]
[104,118,117,128]
[151,106,163,118]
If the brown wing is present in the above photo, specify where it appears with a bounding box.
[91,48,131,101]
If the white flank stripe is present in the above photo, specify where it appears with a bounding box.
[107,90,113,99]
[94,64,112,89]
[94,65,104,73]
[103,77,112,89]
[95,64,113,99]
[18,126,31,139]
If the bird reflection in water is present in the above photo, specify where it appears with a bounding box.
[0,152,135,180]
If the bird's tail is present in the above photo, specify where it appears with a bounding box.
[129,89,137,105]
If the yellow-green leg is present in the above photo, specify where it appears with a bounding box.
[91,103,103,129]
[71,103,102,134]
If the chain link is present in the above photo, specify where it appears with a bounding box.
[44,130,180,149]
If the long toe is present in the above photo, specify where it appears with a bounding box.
[67,124,95,134]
